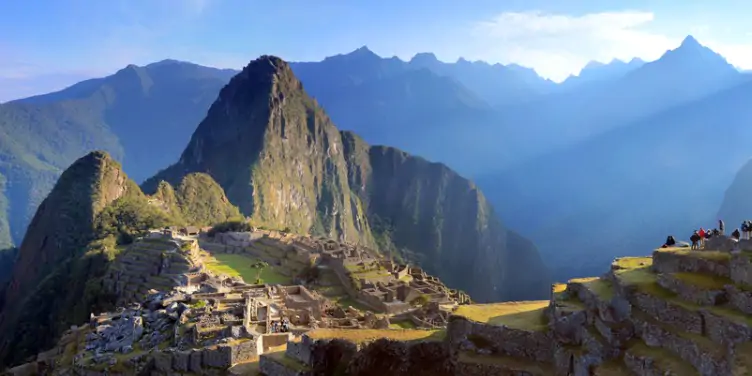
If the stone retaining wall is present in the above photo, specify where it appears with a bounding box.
[447,316,554,362]
[730,253,752,286]
[656,273,727,306]
[632,314,731,375]
[652,251,730,277]
[629,292,704,334]
[726,285,752,314]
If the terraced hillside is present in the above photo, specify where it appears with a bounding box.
[257,244,752,375]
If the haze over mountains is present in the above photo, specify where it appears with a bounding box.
[2,34,752,286]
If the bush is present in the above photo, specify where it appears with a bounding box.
[207,220,252,237]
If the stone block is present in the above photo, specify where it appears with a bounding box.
[726,285,752,314]
[731,253,752,286]
[629,292,703,334]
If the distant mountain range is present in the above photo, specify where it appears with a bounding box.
[3,34,752,285]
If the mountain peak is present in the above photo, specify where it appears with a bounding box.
[410,52,439,64]
[680,35,702,49]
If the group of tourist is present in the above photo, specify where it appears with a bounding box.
[662,219,752,250]
[270,318,291,333]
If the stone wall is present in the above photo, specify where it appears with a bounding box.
[730,252,752,286]
[632,314,731,375]
[652,250,730,277]
[656,273,727,305]
[447,316,554,362]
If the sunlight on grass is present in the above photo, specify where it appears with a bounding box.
[453,301,549,331]
[569,277,614,300]
[673,272,732,290]
[612,256,652,270]
[204,253,292,285]
[307,328,444,343]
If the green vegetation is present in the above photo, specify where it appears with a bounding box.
[190,300,207,309]
[389,320,417,329]
[626,340,699,375]
[569,277,614,300]
[673,272,733,290]
[204,253,292,285]
[208,220,253,237]
[453,301,549,331]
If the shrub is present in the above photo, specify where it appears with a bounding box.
[207,220,252,237]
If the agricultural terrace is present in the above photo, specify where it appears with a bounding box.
[453,301,549,331]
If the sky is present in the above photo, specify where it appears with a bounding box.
[2,0,752,102]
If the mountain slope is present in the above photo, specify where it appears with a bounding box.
[479,75,752,281]
[496,35,744,163]
[717,159,752,228]
[145,55,551,302]
[0,151,164,366]
[0,61,234,248]
[341,131,548,301]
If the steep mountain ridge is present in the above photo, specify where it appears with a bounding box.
[0,151,137,365]
[717,158,752,228]
[145,55,551,302]
[341,131,548,301]
[0,150,243,367]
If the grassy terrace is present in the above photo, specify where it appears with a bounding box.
[306,328,445,344]
[654,247,731,262]
[203,252,292,285]
[626,340,699,375]
[568,277,614,301]
[552,283,586,312]
[672,272,733,290]
[453,301,549,331]
[613,258,752,326]
[458,351,554,374]
[612,256,652,270]
[264,349,310,372]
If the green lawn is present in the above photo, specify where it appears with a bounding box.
[205,253,292,285]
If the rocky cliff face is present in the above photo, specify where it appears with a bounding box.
[717,158,752,228]
[144,56,550,302]
[0,151,142,367]
[341,131,549,302]
[144,56,371,244]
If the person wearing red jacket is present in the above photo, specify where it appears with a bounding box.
[698,228,706,248]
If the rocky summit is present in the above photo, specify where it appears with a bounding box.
[143,55,550,303]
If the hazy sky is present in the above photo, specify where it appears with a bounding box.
[3,0,752,102]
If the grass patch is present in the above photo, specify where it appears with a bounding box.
[618,269,752,326]
[672,272,733,290]
[655,247,731,262]
[612,256,652,270]
[389,320,417,329]
[457,351,554,373]
[626,340,699,375]
[307,328,445,344]
[334,296,373,312]
[453,301,548,331]
[204,253,292,285]
[569,277,614,300]
[264,350,310,372]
